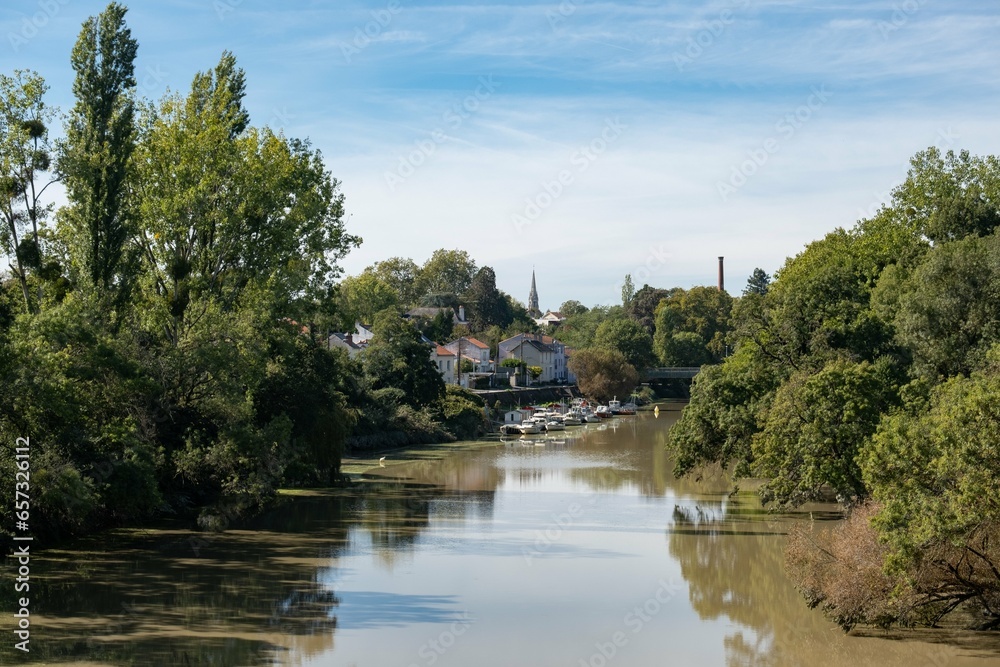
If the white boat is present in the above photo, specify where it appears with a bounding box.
[545,418,565,431]
[584,412,601,423]
[561,412,582,426]
[595,405,612,419]
[608,397,622,414]
[519,420,542,434]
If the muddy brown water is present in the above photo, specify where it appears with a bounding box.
[4,409,1000,666]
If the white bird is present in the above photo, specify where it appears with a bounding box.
[379,457,386,467]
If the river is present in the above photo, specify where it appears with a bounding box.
[6,407,1000,666]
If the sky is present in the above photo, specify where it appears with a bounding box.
[3,0,1000,310]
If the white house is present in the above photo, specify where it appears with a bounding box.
[445,336,491,371]
[533,310,565,327]
[432,344,457,384]
[327,332,365,359]
[499,333,572,383]
[354,322,375,344]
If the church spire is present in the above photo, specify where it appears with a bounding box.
[528,269,540,316]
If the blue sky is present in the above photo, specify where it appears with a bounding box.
[4,0,1000,310]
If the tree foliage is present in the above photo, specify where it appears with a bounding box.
[593,316,655,370]
[653,286,732,365]
[59,2,139,308]
[669,146,1000,630]
[0,69,58,313]
[567,347,638,403]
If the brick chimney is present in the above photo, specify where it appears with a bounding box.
[718,256,725,292]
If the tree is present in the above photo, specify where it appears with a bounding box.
[0,70,57,312]
[337,272,398,329]
[891,147,1000,244]
[367,256,420,306]
[556,305,622,349]
[526,365,542,382]
[59,2,139,308]
[751,358,901,507]
[856,353,1000,627]
[888,231,1000,379]
[593,317,655,370]
[621,273,635,306]
[415,249,476,300]
[559,299,588,317]
[744,268,770,296]
[653,286,733,365]
[133,52,358,343]
[362,310,444,407]
[668,344,779,479]
[464,266,512,330]
[567,348,638,403]
[626,285,672,335]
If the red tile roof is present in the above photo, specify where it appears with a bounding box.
[435,345,455,356]
[464,336,489,349]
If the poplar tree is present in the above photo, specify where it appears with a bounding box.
[60,2,139,310]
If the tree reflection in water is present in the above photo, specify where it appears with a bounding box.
[667,503,992,667]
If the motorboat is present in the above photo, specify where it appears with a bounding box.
[595,405,612,419]
[544,418,566,431]
[561,412,582,426]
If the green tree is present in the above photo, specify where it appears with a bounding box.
[367,256,420,305]
[891,147,1000,244]
[744,268,770,296]
[415,249,476,300]
[626,285,673,335]
[559,299,588,317]
[668,344,779,479]
[59,2,139,309]
[464,266,512,331]
[653,286,733,365]
[621,273,635,306]
[752,358,901,507]
[556,305,622,349]
[567,347,638,403]
[0,70,58,313]
[133,52,357,343]
[337,272,398,329]
[362,309,445,407]
[887,231,1000,379]
[593,317,655,370]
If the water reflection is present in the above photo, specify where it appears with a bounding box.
[7,411,1000,666]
